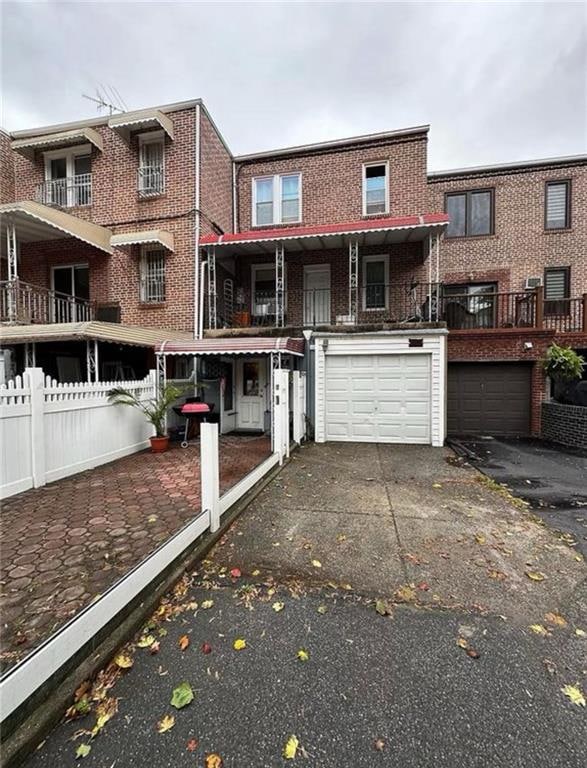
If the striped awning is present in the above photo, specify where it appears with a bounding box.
[108,109,174,142]
[11,127,103,158]
[111,229,174,252]
[156,337,305,356]
[0,321,192,348]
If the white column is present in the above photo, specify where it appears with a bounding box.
[27,367,46,489]
[348,239,358,322]
[201,422,220,532]
[280,368,290,458]
[293,370,302,444]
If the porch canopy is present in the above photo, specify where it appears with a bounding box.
[108,108,175,142]
[10,126,104,159]
[155,336,304,356]
[0,321,192,348]
[111,229,174,252]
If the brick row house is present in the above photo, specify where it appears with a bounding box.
[1,99,586,442]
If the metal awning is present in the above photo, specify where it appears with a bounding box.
[199,213,448,256]
[10,127,103,158]
[111,229,174,252]
[0,321,192,348]
[156,337,305,356]
[0,201,113,255]
[108,109,174,142]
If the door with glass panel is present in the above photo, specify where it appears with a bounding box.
[51,265,90,322]
[303,265,331,325]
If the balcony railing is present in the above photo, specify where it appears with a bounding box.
[35,174,92,207]
[137,166,165,197]
[207,283,586,334]
[1,279,95,325]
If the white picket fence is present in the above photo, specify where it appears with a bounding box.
[0,368,157,499]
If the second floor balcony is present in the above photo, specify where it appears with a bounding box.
[1,279,95,325]
[35,174,92,208]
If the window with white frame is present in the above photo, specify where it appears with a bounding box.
[138,132,165,196]
[140,247,166,303]
[362,255,389,310]
[42,145,92,207]
[362,162,389,215]
[253,174,301,226]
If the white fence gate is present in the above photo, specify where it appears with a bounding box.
[0,368,156,499]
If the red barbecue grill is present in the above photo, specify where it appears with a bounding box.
[176,401,211,448]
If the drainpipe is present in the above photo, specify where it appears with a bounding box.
[199,260,208,341]
[232,161,238,233]
[193,103,202,338]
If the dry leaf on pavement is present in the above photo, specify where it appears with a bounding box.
[529,624,550,637]
[561,684,585,707]
[179,635,190,651]
[233,638,246,651]
[283,735,299,759]
[544,612,566,627]
[525,571,546,582]
[374,738,385,751]
[272,602,285,612]
[157,714,175,733]
[113,653,133,669]
[297,649,309,662]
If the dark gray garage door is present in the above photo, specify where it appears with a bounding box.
[448,363,532,436]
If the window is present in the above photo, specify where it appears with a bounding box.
[138,133,165,197]
[362,255,389,310]
[140,247,166,303]
[242,362,260,396]
[362,162,389,215]
[253,174,301,226]
[51,264,90,322]
[545,180,570,230]
[442,283,496,329]
[43,146,92,207]
[445,189,493,237]
[544,267,570,315]
[251,263,287,320]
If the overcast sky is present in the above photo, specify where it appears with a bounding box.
[1,1,585,169]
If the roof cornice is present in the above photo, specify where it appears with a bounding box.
[428,154,587,180]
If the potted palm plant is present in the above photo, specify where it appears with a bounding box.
[108,382,184,453]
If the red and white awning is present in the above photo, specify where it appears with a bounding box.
[156,336,305,356]
[200,213,448,255]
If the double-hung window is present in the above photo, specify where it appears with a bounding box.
[445,189,494,237]
[362,162,389,215]
[545,180,570,230]
[253,174,301,226]
[362,255,389,310]
[138,132,165,197]
[140,247,166,303]
[544,267,570,315]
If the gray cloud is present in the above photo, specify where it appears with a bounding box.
[1,1,585,169]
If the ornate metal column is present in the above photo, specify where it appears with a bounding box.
[275,244,285,328]
[25,342,36,368]
[6,217,17,281]
[86,339,99,383]
[207,246,217,330]
[348,239,358,322]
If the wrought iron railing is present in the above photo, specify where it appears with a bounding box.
[35,174,92,207]
[137,166,165,197]
[0,279,95,325]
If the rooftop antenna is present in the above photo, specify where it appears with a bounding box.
[82,85,127,115]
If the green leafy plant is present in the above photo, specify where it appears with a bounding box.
[543,343,584,383]
[108,383,185,437]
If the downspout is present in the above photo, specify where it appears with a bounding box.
[193,103,202,338]
[232,161,238,233]
[199,260,208,341]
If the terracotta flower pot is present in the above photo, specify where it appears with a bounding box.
[150,435,169,453]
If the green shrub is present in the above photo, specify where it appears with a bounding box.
[543,343,584,383]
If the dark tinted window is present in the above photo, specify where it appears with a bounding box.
[446,194,466,237]
[446,189,493,237]
[545,181,570,229]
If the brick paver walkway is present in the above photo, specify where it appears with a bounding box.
[0,435,271,672]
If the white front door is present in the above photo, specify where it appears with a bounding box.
[303,265,331,325]
[236,358,266,430]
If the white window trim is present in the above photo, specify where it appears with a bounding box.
[362,160,389,217]
[138,130,165,195]
[43,144,92,180]
[139,245,166,304]
[50,263,89,296]
[362,254,389,311]
[252,173,302,226]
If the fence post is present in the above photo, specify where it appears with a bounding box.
[201,422,220,532]
[27,367,46,489]
[281,369,290,459]
[535,285,544,329]
[293,371,302,444]
[272,369,283,464]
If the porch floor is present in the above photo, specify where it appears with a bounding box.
[0,435,271,672]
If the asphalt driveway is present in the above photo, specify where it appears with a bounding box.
[23,443,586,768]
[452,437,587,557]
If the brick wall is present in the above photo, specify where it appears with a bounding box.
[0,130,14,203]
[428,160,587,296]
[541,401,587,448]
[199,110,233,235]
[235,131,430,232]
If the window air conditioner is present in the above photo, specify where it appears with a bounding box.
[524,277,542,290]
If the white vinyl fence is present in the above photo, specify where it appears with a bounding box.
[0,367,156,499]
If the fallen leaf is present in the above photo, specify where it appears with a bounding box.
[272,601,285,612]
[488,569,507,581]
[374,738,385,751]
[251,569,261,576]
[137,635,156,648]
[283,735,299,759]
[561,683,585,707]
[92,697,118,735]
[233,638,246,651]
[205,754,223,768]
[171,682,194,709]
[230,568,241,579]
[76,743,91,759]
[544,612,566,627]
[466,647,480,659]
[457,637,469,649]
[432,483,442,489]
[525,571,546,582]
[297,649,309,662]
[201,600,214,610]
[150,641,161,655]
[474,534,486,545]
[179,635,190,651]
[147,514,158,523]
[311,559,322,568]
[201,642,212,654]
[317,605,327,615]
[113,653,133,669]
[375,599,393,616]
[394,585,416,603]
[187,738,199,752]
[529,624,550,637]
[575,628,586,637]
[157,714,175,733]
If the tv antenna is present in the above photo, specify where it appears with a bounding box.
[82,84,128,115]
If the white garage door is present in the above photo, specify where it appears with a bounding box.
[325,354,431,443]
